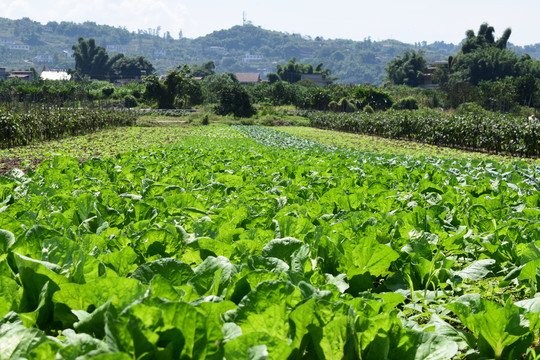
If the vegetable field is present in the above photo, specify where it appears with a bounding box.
[2,125,540,359]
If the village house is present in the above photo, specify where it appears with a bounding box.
[8,71,34,82]
[0,39,16,46]
[242,53,264,63]
[153,49,167,58]
[235,73,261,85]
[419,61,449,89]
[8,44,30,51]
[35,54,54,63]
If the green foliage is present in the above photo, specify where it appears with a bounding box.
[309,108,540,156]
[385,50,427,87]
[201,114,210,125]
[0,107,136,148]
[214,83,256,118]
[363,105,374,113]
[72,37,153,81]
[276,57,334,84]
[392,96,419,110]
[448,23,540,86]
[101,86,114,98]
[2,125,540,358]
[191,61,216,78]
[123,95,137,108]
[266,72,281,84]
[352,85,394,110]
[143,65,202,109]
[455,102,489,116]
[110,55,154,80]
[72,37,115,81]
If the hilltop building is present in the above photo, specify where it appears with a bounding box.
[242,53,263,63]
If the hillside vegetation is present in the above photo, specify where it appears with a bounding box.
[0,17,483,84]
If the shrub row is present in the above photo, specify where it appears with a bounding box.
[308,109,540,157]
[0,107,136,148]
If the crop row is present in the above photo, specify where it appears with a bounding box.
[308,110,540,157]
[2,127,540,358]
[0,107,137,149]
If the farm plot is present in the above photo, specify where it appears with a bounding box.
[1,125,540,359]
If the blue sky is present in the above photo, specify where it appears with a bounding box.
[2,0,539,45]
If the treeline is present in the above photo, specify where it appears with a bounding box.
[0,77,145,108]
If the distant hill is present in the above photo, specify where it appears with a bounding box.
[1,17,540,84]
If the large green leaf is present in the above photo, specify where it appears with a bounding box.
[261,237,303,261]
[188,256,241,296]
[340,236,399,277]
[224,332,292,360]
[447,295,532,359]
[0,276,23,318]
[289,297,354,359]
[126,300,224,359]
[101,246,139,277]
[0,313,51,359]
[0,229,15,257]
[131,257,194,286]
[53,277,147,313]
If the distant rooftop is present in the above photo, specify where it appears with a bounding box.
[235,73,261,84]
[41,70,71,81]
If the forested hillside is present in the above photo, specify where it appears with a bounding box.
[1,17,540,84]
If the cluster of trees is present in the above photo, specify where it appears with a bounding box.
[71,38,154,81]
[139,57,396,116]
[0,54,396,118]
[265,57,334,84]
[385,23,540,112]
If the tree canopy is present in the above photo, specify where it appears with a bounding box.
[271,57,334,84]
[449,23,540,85]
[384,50,427,87]
[143,65,202,109]
[72,37,154,81]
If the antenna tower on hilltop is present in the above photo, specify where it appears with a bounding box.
[243,11,246,26]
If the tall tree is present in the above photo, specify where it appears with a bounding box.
[449,23,521,85]
[191,61,216,78]
[72,37,113,80]
[72,37,153,81]
[143,65,202,109]
[111,55,154,80]
[385,50,427,87]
